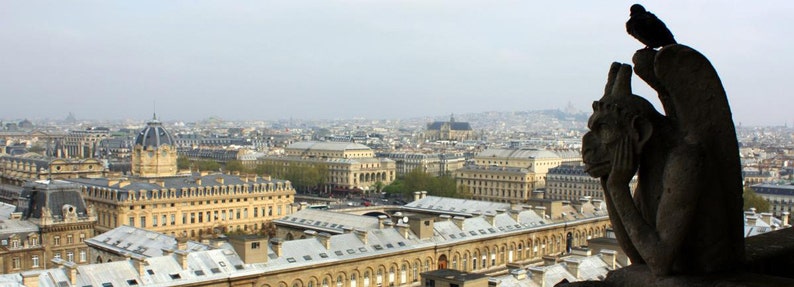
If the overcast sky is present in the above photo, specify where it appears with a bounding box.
[0,1,791,125]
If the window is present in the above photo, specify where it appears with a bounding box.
[251,242,260,249]
[129,217,135,226]
[171,214,176,225]
[32,255,39,267]
[11,239,19,248]
[67,235,74,244]
[67,251,74,262]
[54,236,61,246]
[54,253,61,260]
[12,257,20,269]
[140,216,146,228]
[80,250,87,262]
[79,234,85,243]
[153,216,158,227]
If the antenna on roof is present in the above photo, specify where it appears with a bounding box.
[153,100,157,120]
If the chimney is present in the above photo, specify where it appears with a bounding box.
[174,250,189,270]
[564,258,581,278]
[317,232,332,250]
[132,257,147,277]
[378,215,388,229]
[542,255,556,266]
[485,212,496,226]
[195,177,202,186]
[496,209,506,215]
[571,247,591,257]
[528,266,546,287]
[303,230,317,239]
[571,200,583,214]
[535,206,547,219]
[523,205,534,211]
[22,272,39,287]
[439,214,451,221]
[354,229,368,244]
[396,223,410,239]
[342,226,354,234]
[176,237,188,251]
[64,261,78,285]
[270,238,283,257]
[452,216,465,230]
[600,249,617,269]
[783,211,790,227]
[510,269,527,280]
[413,191,421,202]
[509,210,520,223]
[747,216,757,226]
[215,177,224,184]
[162,247,174,257]
[156,180,165,188]
[420,191,427,199]
[760,212,773,224]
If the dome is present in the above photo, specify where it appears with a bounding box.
[135,115,175,149]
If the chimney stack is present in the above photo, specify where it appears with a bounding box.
[378,215,388,229]
[396,223,410,239]
[600,249,617,269]
[528,267,546,287]
[303,230,317,239]
[354,229,368,244]
[783,211,790,227]
[564,258,581,278]
[420,191,427,199]
[64,261,78,285]
[317,232,332,250]
[270,238,283,257]
[413,191,421,202]
[485,212,496,226]
[747,216,757,226]
[342,226,354,234]
[452,216,465,230]
[760,212,773,224]
[174,250,189,270]
[509,210,520,223]
[439,214,452,221]
[535,206,547,219]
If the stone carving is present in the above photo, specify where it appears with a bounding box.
[582,44,744,276]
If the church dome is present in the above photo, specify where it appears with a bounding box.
[135,115,175,149]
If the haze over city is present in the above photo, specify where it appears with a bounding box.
[1,1,791,125]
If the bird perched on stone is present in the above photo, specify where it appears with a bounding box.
[626,4,677,49]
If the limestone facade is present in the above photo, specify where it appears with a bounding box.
[258,142,396,192]
[0,154,106,186]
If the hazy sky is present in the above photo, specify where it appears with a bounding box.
[1,1,791,125]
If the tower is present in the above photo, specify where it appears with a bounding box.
[131,114,177,177]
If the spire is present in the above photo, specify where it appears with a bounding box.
[450,113,455,123]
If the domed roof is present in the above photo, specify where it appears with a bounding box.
[135,114,175,148]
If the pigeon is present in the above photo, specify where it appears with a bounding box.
[626,4,677,49]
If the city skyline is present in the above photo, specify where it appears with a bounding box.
[1,1,791,126]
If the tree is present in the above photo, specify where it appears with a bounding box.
[373,181,384,193]
[743,187,770,212]
[225,160,247,173]
[177,156,192,170]
[27,144,46,154]
[196,160,221,172]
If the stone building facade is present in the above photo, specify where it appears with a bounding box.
[71,116,296,239]
[377,152,467,177]
[457,149,579,203]
[424,115,476,142]
[257,142,396,193]
[0,154,106,186]
[56,128,109,159]
[0,180,96,274]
